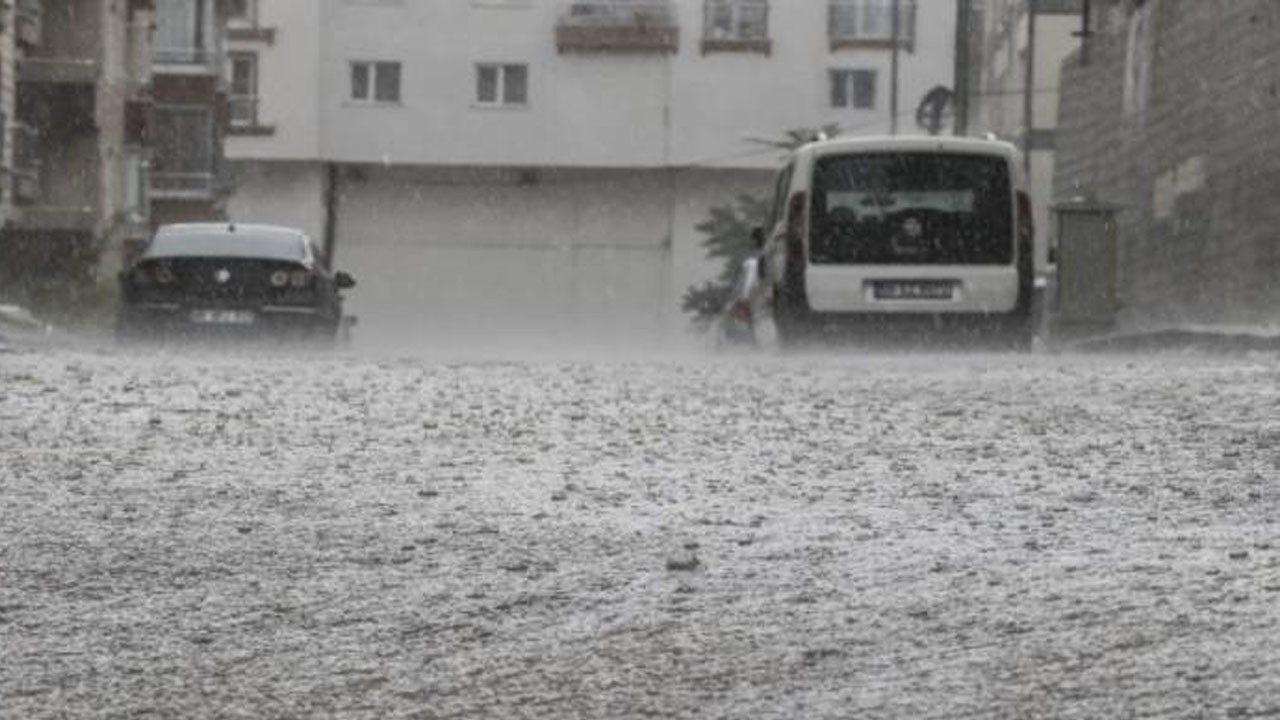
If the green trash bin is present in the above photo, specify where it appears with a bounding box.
[1051,194,1122,325]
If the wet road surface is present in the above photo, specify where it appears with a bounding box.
[2,345,1279,718]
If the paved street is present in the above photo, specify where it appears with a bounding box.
[2,344,1279,718]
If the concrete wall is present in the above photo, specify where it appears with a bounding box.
[228,161,771,349]
[1053,0,1280,329]
[0,4,13,227]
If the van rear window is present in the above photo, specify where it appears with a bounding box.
[809,153,1013,265]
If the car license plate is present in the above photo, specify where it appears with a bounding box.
[190,309,256,325]
[873,281,955,300]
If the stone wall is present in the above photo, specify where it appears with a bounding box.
[1053,0,1280,328]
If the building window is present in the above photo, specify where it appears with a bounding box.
[154,0,215,65]
[701,0,770,55]
[152,106,216,198]
[228,53,259,126]
[475,64,528,107]
[226,0,258,26]
[829,0,915,51]
[350,61,401,104]
[705,0,767,41]
[830,69,876,109]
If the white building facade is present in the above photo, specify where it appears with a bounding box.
[226,0,957,349]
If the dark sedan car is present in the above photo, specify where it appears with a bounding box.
[117,223,355,342]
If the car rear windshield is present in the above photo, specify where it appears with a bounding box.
[809,152,1013,265]
[143,231,307,262]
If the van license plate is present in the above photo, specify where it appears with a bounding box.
[873,281,954,300]
[191,309,256,325]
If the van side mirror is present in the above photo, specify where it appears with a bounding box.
[749,226,766,250]
[335,271,356,290]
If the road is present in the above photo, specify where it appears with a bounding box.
[2,343,1279,718]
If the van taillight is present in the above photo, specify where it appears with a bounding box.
[786,191,807,240]
[1016,191,1034,241]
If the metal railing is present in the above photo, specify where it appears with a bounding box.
[703,0,768,41]
[150,171,216,199]
[229,96,259,127]
[561,0,677,27]
[829,0,916,47]
[153,46,217,66]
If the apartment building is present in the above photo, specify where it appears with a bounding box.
[970,0,1085,271]
[148,0,230,243]
[225,0,957,347]
[0,0,155,299]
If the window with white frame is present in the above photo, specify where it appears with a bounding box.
[829,0,915,47]
[704,0,768,41]
[830,69,876,109]
[475,64,528,107]
[350,61,402,104]
[228,53,259,126]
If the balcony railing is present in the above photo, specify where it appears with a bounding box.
[153,46,217,67]
[829,0,916,51]
[556,1,679,54]
[229,96,258,127]
[150,171,216,200]
[702,0,770,55]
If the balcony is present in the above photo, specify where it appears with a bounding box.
[556,1,679,54]
[701,0,770,55]
[16,63,98,136]
[829,0,916,52]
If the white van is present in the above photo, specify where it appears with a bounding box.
[757,136,1036,347]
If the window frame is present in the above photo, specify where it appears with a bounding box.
[473,63,530,108]
[228,52,259,127]
[349,60,403,105]
[829,68,877,110]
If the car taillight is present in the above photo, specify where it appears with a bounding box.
[289,270,311,288]
[729,299,752,323]
[786,191,807,241]
[270,270,289,287]
[1017,190,1034,243]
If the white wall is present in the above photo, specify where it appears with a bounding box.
[225,2,323,161]
[232,0,957,168]
[225,161,327,243]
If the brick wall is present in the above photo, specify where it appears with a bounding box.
[1053,0,1280,328]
